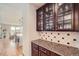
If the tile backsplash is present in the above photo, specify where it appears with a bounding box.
[39,31,79,48]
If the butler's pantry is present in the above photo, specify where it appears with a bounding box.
[0,3,79,56]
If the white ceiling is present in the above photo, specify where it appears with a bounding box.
[0,3,23,25]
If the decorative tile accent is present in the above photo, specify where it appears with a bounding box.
[62,37,64,39]
[51,39,52,41]
[67,33,70,36]
[73,39,77,41]
[48,36,50,37]
[39,32,79,48]
[43,35,45,36]
[51,33,52,34]
[58,40,60,42]
[58,33,60,35]
[54,36,56,38]
[67,42,70,45]
[46,38,47,40]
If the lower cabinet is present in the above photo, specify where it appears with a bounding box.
[31,43,39,56]
[31,42,60,56]
[39,46,51,56]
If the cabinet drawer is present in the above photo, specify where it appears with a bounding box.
[39,46,51,55]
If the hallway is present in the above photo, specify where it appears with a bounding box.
[0,4,23,56]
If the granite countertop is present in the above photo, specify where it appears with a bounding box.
[32,39,79,56]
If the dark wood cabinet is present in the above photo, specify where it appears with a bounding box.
[74,4,79,31]
[31,42,60,56]
[56,3,73,31]
[36,3,79,31]
[31,43,39,56]
[37,7,44,31]
[37,3,55,31]
[43,4,55,31]
[39,46,51,56]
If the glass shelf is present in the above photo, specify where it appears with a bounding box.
[64,23,71,29]
[40,17,43,20]
[49,7,52,11]
[58,16,63,21]
[58,25,63,29]
[39,11,43,15]
[45,7,49,12]
[49,11,53,16]
[45,14,49,18]
[64,14,71,20]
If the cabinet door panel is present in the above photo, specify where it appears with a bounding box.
[37,7,44,31]
[57,3,73,30]
[44,3,55,31]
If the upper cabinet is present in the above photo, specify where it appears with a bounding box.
[43,4,55,31]
[36,3,79,31]
[56,3,73,31]
[37,3,55,31]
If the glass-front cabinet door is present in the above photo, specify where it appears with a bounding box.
[37,7,44,31]
[57,3,73,31]
[37,3,55,31]
[44,3,55,31]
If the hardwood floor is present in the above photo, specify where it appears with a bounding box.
[0,39,23,56]
[6,41,23,56]
[16,44,23,56]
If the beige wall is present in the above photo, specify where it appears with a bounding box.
[22,4,40,56]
